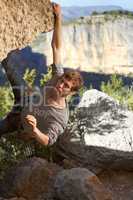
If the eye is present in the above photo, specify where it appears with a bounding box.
[64,83,70,89]
[58,79,63,84]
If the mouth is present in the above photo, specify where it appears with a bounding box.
[58,88,63,93]
[56,86,62,93]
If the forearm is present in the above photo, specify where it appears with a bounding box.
[33,127,49,146]
[52,15,62,50]
[51,14,62,65]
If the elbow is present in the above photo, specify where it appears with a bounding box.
[51,42,61,51]
[51,41,57,50]
[51,41,55,49]
[48,135,57,146]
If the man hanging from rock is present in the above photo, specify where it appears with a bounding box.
[1,3,83,146]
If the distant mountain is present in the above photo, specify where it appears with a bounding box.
[62,5,123,21]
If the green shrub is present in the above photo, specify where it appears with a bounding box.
[103,10,133,20]
[101,74,133,110]
[0,86,14,119]
[91,11,99,16]
[101,74,123,94]
[23,68,36,87]
[40,65,52,87]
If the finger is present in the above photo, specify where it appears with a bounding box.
[25,116,36,122]
[24,117,36,122]
[26,121,36,126]
[25,120,36,125]
[25,115,35,119]
[25,117,36,121]
[26,122,35,128]
[52,2,56,9]
[52,2,57,6]
[24,118,36,125]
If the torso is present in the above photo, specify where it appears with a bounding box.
[21,74,69,133]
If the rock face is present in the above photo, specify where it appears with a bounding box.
[55,89,133,173]
[0,0,54,60]
[31,15,133,74]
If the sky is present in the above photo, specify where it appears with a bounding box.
[54,0,133,11]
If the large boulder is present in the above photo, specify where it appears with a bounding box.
[55,89,133,173]
[0,0,54,60]
[54,168,112,200]
[76,89,133,151]
[0,157,61,200]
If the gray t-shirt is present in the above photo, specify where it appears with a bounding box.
[21,64,69,146]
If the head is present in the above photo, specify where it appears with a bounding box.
[55,70,83,97]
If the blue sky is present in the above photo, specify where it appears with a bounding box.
[54,0,133,11]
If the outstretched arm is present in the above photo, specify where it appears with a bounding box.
[51,3,62,65]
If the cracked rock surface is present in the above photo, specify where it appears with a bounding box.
[71,89,133,152]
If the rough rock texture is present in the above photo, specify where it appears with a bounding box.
[77,89,133,151]
[0,0,54,60]
[0,157,61,200]
[31,15,133,74]
[1,157,133,200]
[0,158,112,200]
[54,168,112,200]
[55,89,133,173]
[99,170,133,200]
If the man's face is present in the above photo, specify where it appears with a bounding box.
[55,77,73,97]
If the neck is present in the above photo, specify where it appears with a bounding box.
[48,96,66,108]
[56,96,66,106]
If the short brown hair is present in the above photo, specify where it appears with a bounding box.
[61,70,83,92]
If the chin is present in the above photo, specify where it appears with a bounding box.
[61,93,69,98]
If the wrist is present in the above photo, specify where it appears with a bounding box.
[55,14,62,19]
[32,126,38,137]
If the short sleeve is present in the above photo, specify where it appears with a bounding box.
[51,63,64,76]
[47,122,64,146]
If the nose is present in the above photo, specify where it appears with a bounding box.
[59,82,64,88]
